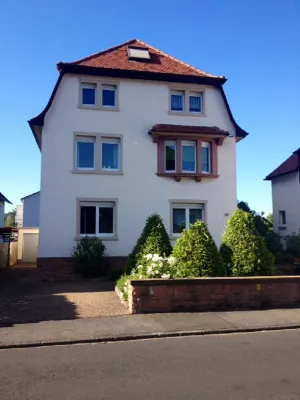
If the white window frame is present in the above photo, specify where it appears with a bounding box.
[279,210,286,226]
[169,87,205,116]
[170,202,206,237]
[77,199,118,240]
[81,83,97,107]
[101,84,117,108]
[170,90,185,112]
[189,92,203,113]
[76,136,96,170]
[73,133,123,175]
[164,140,177,173]
[181,140,196,173]
[201,142,211,174]
[101,137,120,171]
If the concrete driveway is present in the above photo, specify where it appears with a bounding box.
[0,265,128,326]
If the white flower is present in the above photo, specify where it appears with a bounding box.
[147,266,153,273]
[124,286,128,292]
[168,256,177,265]
[152,254,162,262]
[137,265,142,269]
[155,270,159,275]
[144,254,153,260]
[161,273,168,278]
[139,274,143,279]
[120,292,124,298]
[124,281,128,286]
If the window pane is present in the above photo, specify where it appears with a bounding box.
[80,206,96,234]
[82,87,96,105]
[99,207,113,234]
[189,95,202,112]
[279,211,286,225]
[171,94,183,111]
[173,208,186,234]
[189,208,203,225]
[102,142,119,170]
[102,89,116,107]
[182,143,196,172]
[77,141,95,168]
[165,141,176,171]
[202,145,211,173]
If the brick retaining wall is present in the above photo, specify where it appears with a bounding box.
[127,277,300,314]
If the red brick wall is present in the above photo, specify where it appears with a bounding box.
[128,277,300,314]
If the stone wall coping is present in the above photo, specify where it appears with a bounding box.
[129,276,300,287]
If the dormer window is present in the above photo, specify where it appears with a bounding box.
[127,46,151,60]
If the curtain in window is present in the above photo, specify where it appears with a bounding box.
[189,96,201,112]
[102,143,119,170]
[171,94,183,111]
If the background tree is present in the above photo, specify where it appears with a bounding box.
[4,208,16,227]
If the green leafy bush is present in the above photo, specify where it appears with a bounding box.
[220,209,274,276]
[125,214,172,273]
[172,220,225,277]
[285,234,300,258]
[117,253,178,300]
[72,237,106,278]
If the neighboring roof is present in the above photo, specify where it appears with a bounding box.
[265,149,300,180]
[0,193,12,204]
[150,124,229,136]
[28,39,249,148]
[21,191,40,201]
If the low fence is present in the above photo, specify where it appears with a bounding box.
[127,276,300,314]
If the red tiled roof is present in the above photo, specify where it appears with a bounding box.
[59,39,224,79]
[150,124,229,135]
[265,149,300,180]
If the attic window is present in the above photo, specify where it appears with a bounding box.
[127,46,150,60]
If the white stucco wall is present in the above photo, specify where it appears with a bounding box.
[23,192,40,228]
[0,201,4,227]
[38,75,237,257]
[272,172,300,235]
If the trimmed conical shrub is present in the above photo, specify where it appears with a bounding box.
[172,220,225,277]
[220,209,275,276]
[125,214,172,273]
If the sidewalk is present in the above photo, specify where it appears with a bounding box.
[1,308,300,349]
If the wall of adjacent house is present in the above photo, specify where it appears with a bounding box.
[38,75,237,258]
[0,201,4,227]
[272,172,300,235]
[23,192,40,227]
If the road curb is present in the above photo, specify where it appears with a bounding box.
[1,324,300,350]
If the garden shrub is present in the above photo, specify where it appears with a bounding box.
[285,234,300,259]
[117,253,178,300]
[172,220,225,277]
[72,237,106,278]
[220,209,275,276]
[125,213,172,273]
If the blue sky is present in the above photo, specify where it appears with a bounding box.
[1,0,299,214]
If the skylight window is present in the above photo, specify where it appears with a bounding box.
[127,46,151,60]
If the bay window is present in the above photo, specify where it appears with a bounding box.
[182,141,196,172]
[202,142,211,173]
[165,140,176,172]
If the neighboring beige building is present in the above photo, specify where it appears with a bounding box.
[265,149,300,236]
[29,39,248,267]
[0,193,12,227]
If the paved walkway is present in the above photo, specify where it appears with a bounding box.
[0,265,128,325]
[1,308,300,348]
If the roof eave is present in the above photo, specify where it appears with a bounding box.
[264,169,299,181]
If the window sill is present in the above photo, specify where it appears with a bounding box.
[75,236,119,241]
[278,226,287,231]
[78,105,120,112]
[168,111,206,117]
[72,169,123,175]
[157,172,219,182]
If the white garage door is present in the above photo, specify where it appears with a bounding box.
[23,233,39,263]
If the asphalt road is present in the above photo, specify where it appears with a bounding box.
[1,330,300,399]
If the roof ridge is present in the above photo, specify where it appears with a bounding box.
[135,39,224,79]
[65,39,138,65]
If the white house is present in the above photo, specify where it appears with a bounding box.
[265,149,300,236]
[0,193,12,227]
[20,191,40,228]
[29,39,248,268]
